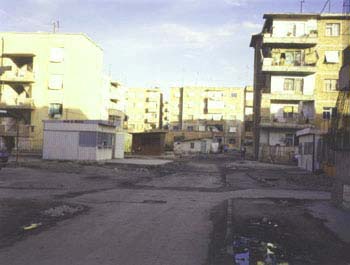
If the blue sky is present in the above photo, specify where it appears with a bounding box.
[0,0,345,93]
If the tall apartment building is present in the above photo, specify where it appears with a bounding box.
[0,32,124,151]
[168,86,245,147]
[126,87,162,132]
[250,13,350,160]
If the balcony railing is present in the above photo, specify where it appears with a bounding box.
[262,32,318,46]
[262,58,316,74]
[0,69,35,83]
[262,92,314,101]
[0,98,35,109]
[260,114,314,129]
[0,124,33,137]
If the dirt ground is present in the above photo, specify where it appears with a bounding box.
[0,154,349,265]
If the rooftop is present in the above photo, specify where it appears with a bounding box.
[0,32,103,51]
[263,13,350,20]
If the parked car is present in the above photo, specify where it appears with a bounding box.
[0,150,9,170]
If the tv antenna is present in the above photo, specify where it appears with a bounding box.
[320,0,331,13]
[300,0,305,13]
[52,20,60,33]
[343,0,350,13]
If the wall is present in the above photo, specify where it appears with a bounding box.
[173,139,212,155]
[0,32,106,151]
[272,19,317,37]
[270,75,315,95]
[43,130,80,160]
[114,132,125,159]
[126,88,162,132]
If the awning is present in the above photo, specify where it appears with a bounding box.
[325,51,339,63]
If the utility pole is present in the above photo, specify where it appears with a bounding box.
[52,20,60,33]
[300,0,305,13]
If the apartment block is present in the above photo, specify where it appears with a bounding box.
[126,87,162,132]
[0,32,124,151]
[250,13,350,160]
[168,86,245,148]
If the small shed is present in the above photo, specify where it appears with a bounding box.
[296,128,323,172]
[131,131,166,156]
[43,120,124,161]
[174,138,213,155]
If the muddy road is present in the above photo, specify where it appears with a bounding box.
[0,155,349,265]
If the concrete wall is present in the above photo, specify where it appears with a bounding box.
[271,75,315,95]
[174,139,212,155]
[114,132,125,159]
[0,32,107,151]
[272,19,317,37]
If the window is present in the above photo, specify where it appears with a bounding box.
[324,51,340,64]
[284,51,302,66]
[284,78,303,92]
[284,78,294,91]
[229,138,236,144]
[50,48,64,62]
[48,103,62,118]
[323,107,337,120]
[324,79,338,92]
[48,74,63,90]
[229,127,237,133]
[97,132,114,148]
[173,126,179,131]
[187,126,194,131]
[325,23,340,36]
[231,93,237,98]
[283,106,295,119]
[190,142,195,149]
[79,132,97,147]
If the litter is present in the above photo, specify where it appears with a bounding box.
[23,222,42,231]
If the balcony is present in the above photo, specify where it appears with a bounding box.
[0,69,35,83]
[262,92,314,101]
[0,98,35,109]
[260,114,314,129]
[145,107,158,113]
[262,58,316,74]
[0,124,33,137]
[262,33,318,47]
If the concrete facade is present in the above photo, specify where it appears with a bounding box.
[0,32,124,152]
[168,86,245,149]
[250,13,350,161]
[126,87,162,132]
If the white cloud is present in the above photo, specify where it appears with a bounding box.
[150,23,238,49]
[242,21,261,30]
[224,0,248,6]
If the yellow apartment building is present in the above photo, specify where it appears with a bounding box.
[0,32,124,151]
[126,87,162,132]
[168,86,245,148]
[250,13,350,160]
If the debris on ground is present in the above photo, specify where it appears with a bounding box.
[23,222,42,231]
[43,205,84,217]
